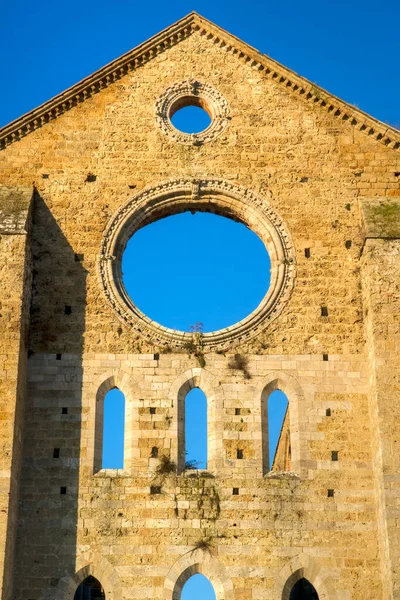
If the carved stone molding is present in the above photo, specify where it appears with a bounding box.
[164,547,234,600]
[155,79,229,145]
[98,178,296,350]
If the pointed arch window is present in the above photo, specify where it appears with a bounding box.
[173,371,220,475]
[183,388,207,470]
[74,576,105,600]
[181,573,216,600]
[262,388,290,474]
[94,387,125,471]
[289,578,319,599]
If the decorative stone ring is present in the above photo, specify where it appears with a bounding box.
[98,179,296,350]
[155,80,230,145]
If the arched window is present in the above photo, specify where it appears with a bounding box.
[289,578,319,599]
[174,371,220,474]
[184,388,207,470]
[262,389,290,474]
[101,388,125,469]
[74,576,105,600]
[181,573,216,600]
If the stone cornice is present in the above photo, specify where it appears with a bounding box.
[193,15,400,151]
[0,13,198,150]
[1,11,399,151]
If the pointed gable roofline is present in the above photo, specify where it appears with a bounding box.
[1,12,399,151]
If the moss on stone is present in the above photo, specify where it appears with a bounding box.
[0,186,32,231]
[362,199,400,239]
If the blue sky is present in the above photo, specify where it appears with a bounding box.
[102,389,125,469]
[122,212,270,333]
[1,0,399,128]
[181,574,216,600]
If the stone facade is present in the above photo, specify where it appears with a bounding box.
[0,11,400,600]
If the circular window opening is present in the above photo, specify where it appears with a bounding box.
[170,97,212,134]
[122,212,271,333]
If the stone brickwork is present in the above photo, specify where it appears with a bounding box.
[0,11,400,600]
[271,409,290,472]
[0,186,32,598]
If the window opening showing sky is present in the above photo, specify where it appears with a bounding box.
[185,388,208,469]
[102,388,125,469]
[122,212,271,333]
[268,390,289,469]
[171,105,212,133]
[181,574,216,600]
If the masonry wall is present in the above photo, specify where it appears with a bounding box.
[23,352,378,600]
[0,23,399,600]
[0,188,32,598]
[361,233,400,600]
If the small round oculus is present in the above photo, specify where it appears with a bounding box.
[170,104,212,134]
[155,80,229,145]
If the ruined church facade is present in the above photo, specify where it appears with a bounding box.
[0,12,400,600]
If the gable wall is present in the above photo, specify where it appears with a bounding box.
[2,33,396,356]
[0,30,399,600]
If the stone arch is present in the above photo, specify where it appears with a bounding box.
[99,178,296,350]
[164,548,234,600]
[169,368,224,473]
[275,553,338,600]
[255,371,304,474]
[54,552,122,600]
[85,369,140,473]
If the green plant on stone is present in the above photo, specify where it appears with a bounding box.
[196,354,206,368]
[183,339,197,355]
[156,455,176,475]
[192,537,213,554]
[228,353,251,380]
[185,322,206,368]
[185,458,201,470]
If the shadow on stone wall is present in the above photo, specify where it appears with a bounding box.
[12,190,87,599]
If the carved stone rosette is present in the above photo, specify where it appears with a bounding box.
[98,179,296,350]
[155,80,229,145]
